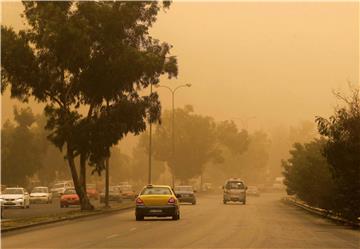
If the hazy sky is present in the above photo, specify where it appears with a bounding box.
[1,1,359,133]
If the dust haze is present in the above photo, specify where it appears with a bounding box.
[2,1,358,180]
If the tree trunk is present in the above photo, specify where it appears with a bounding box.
[67,145,94,211]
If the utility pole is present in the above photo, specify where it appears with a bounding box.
[105,157,110,208]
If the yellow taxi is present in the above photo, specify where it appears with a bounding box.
[135,184,180,221]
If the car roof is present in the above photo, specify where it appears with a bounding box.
[5,187,24,189]
[33,186,48,188]
[144,184,171,188]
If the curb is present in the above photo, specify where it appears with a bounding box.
[282,197,360,228]
[1,204,134,233]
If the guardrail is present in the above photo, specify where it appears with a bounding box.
[282,196,360,228]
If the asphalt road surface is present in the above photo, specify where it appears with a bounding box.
[2,193,359,248]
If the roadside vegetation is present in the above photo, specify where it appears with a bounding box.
[283,86,360,222]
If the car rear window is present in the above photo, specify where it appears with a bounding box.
[32,188,48,193]
[175,186,193,192]
[64,189,76,195]
[141,187,171,195]
[226,181,245,189]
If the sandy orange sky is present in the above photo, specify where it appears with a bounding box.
[1,1,359,133]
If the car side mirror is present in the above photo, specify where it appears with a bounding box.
[194,190,197,193]
[175,194,181,198]
[245,186,248,190]
[222,186,224,189]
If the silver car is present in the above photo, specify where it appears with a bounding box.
[223,178,247,204]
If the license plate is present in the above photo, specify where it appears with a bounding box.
[149,209,162,213]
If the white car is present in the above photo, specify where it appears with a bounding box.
[0,187,30,208]
[30,186,52,204]
[50,181,73,197]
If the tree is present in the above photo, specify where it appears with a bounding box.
[131,132,166,184]
[2,1,177,210]
[282,139,336,209]
[152,106,220,182]
[316,86,360,221]
[1,107,44,186]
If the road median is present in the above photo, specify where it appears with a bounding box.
[1,202,134,233]
[282,196,360,228]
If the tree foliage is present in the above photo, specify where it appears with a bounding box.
[315,87,360,221]
[1,1,177,210]
[1,107,44,186]
[282,139,336,209]
[151,106,220,182]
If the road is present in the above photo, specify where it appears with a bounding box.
[2,193,359,248]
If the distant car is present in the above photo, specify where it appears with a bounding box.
[223,178,247,204]
[0,187,30,208]
[60,188,79,208]
[246,186,260,197]
[86,184,99,200]
[51,181,73,197]
[30,186,52,204]
[174,185,196,205]
[100,186,123,203]
[118,185,136,200]
[202,182,213,192]
[135,184,180,221]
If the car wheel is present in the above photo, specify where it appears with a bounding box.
[21,205,25,209]
[243,200,246,205]
[172,212,180,220]
[135,214,144,221]
[223,199,227,204]
[192,201,196,205]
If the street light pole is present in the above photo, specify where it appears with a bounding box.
[156,84,191,188]
[148,83,153,185]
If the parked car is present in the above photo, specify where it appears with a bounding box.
[86,184,99,200]
[174,185,196,205]
[100,186,123,203]
[246,186,260,197]
[30,186,52,203]
[51,181,73,197]
[135,184,180,221]
[0,187,30,208]
[223,178,247,204]
[118,185,136,200]
[60,188,79,208]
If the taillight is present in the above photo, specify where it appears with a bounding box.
[168,197,176,204]
[136,197,144,205]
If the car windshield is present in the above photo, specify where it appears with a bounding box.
[53,183,65,188]
[105,186,119,192]
[226,182,245,189]
[3,188,23,194]
[86,184,96,189]
[64,189,76,195]
[119,185,132,191]
[32,188,47,193]
[175,186,193,192]
[141,187,171,195]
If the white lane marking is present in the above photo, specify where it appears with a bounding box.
[129,227,137,232]
[106,234,119,239]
